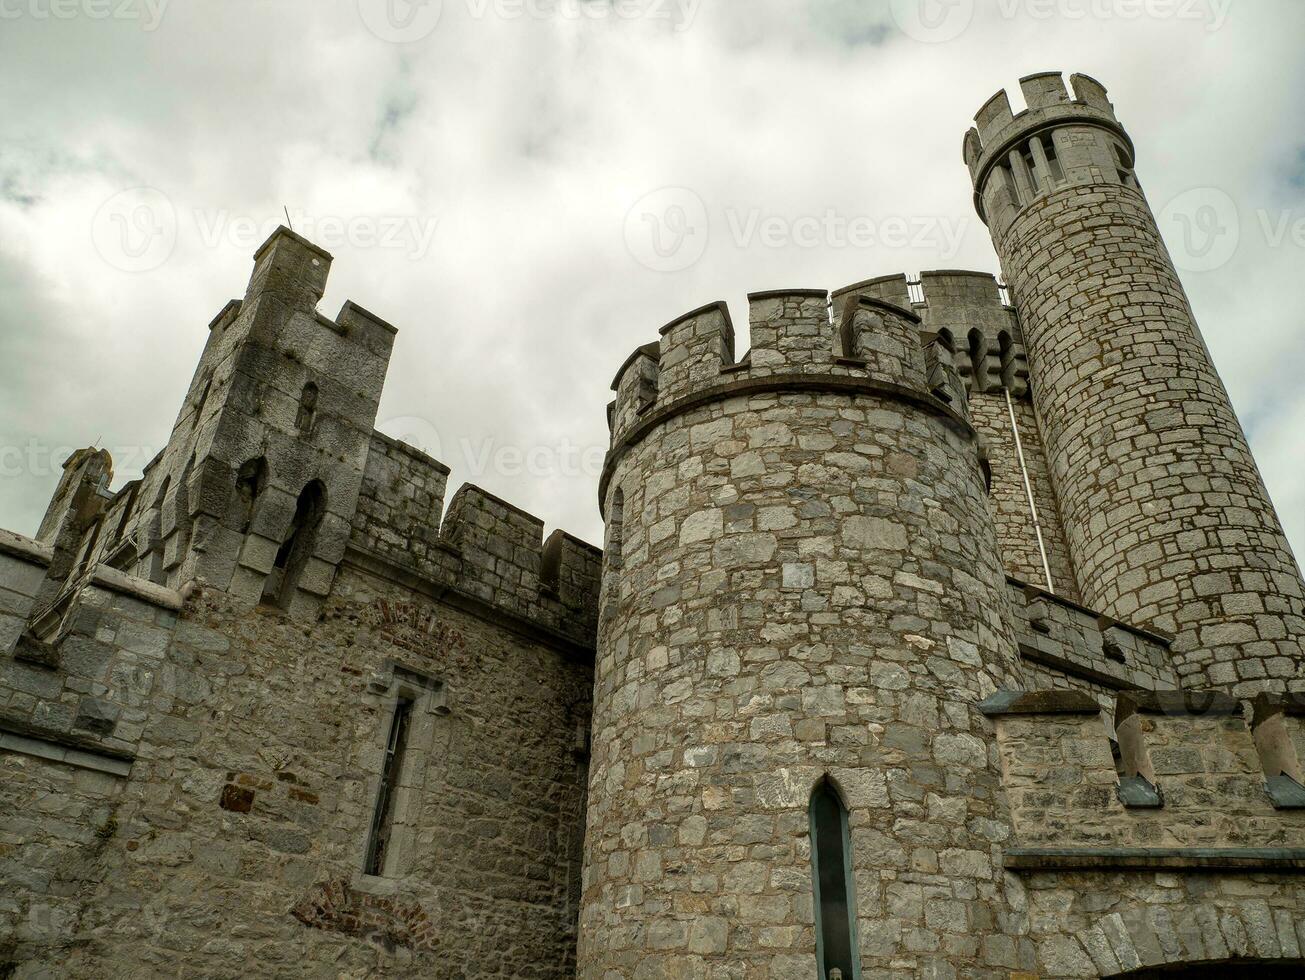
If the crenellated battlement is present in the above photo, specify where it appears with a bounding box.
[1006,576,1178,694]
[964,72,1124,179]
[982,689,1305,856]
[834,270,1028,397]
[966,72,1140,238]
[606,285,974,467]
[349,431,600,649]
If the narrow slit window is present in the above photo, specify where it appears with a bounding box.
[296,382,318,434]
[607,488,625,570]
[968,328,986,393]
[1040,133,1064,185]
[811,779,860,980]
[364,696,414,876]
[1114,144,1138,189]
[1001,162,1022,208]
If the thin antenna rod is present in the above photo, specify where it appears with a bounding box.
[283,206,294,232]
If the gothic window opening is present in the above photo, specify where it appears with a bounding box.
[810,778,860,980]
[364,695,414,877]
[296,382,318,434]
[261,480,326,609]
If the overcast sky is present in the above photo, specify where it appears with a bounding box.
[0,0,1301,562]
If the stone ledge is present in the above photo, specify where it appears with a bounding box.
[92,565,184,611]
[0,527,53,567]
[0,718,134,777]
[1118,690,1241,718]
[1007,575,1174,647]
[1015,643,1143,693]
[977,690,1101,716]
[1004,847,1305,872]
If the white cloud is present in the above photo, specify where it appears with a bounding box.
[0,0,1301,569]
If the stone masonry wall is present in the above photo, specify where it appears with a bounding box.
[581,291,1028,978]
[983,690,1305,976]
[971,393,1078,601]
[3,564,591,979]
[969,75,1305,693]
[998,179,1305,694]
[833,271,1081,604]
[350,430,601,649]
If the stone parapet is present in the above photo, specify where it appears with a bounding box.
[349,430,600,650]
[983,689,1305,851]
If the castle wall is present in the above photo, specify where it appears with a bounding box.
[581,291,1026,977]
[834,271,1082,604]
[970,394,1078,601]
[349,430,601,649]
[1,226,602,979]
[981,689,1305,975]
[2,554,592,979]
[968,72,1305,693]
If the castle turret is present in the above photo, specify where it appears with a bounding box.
[966,72,1305,693]
[581,290,1027,976]
[113,227,396,618]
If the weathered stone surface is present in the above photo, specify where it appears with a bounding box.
[3,70,1305,980]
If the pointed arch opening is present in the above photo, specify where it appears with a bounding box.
[810,776,860,980]
[261,480,326,609]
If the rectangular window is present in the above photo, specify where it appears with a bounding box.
[364,696,414,876]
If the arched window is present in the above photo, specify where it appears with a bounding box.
[296,382,319,434]
[810,778,860,980]
[261,480,326,609]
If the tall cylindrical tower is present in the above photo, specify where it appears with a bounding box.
[966,71,1305,693]
[580,291,1027,977]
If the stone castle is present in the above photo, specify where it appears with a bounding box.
[1,71,1303,979]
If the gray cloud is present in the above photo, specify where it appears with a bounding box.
[0,0,1301,562]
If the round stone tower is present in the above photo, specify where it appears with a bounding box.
[580,290,1026,977]
[965,71,1305,693]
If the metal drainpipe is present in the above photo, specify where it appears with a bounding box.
[1004,386,1055,595]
